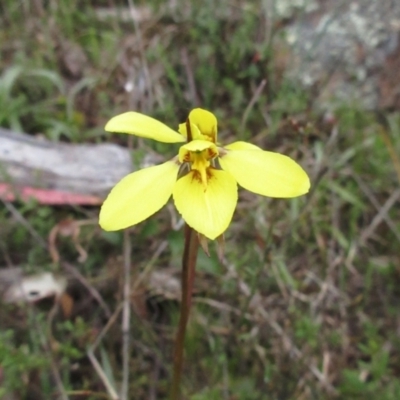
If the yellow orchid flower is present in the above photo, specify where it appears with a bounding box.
[99,108,310,240]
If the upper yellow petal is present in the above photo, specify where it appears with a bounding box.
[173,169,237,240]
[99,161,179,230]
[188,109,217,136]
[178,108,217,142]
[105,112,185,143]
[219,150,310,198]
[178,121,209,141]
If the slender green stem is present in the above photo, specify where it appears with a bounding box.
[170,225,199,400]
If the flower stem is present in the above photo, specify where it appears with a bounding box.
[170,224,199,400]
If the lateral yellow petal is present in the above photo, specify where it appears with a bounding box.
[99,161,179,230]
[219,150,310,198]
[225,141,262,151]
[173,169,237,240]
[105,112,185,143]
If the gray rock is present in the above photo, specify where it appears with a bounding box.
[282,0,400,109]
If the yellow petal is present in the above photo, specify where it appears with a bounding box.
[189,108,217,132]
[99,161,179,230]
[178,121,208,141]
[105,112,185,143]
[178,140,218,165]
[173,169,237,240]
[219,150,310,198]
[225,141,262,151]
[178,109,217,142]
[180,139,217,152]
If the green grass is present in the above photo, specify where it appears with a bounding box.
[1,0,400,399]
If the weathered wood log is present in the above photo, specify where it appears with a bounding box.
[0,128,132,204]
